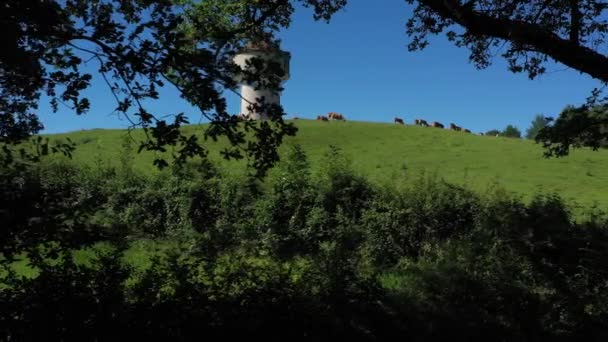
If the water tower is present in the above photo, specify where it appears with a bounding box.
[232,39,291,120]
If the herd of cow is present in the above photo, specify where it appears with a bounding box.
[399,117,472,133]
[242,113,478,135]
[315,112,346,121]
[394,118,471,133]
[311,113,474,134]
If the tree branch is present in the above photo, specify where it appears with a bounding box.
[569,0,581,45]
[421,0,608,82]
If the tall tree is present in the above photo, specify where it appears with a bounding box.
[405,0,608,154]
[0,0,346,176]
[536,105,608,156]
[502,124,522,138]
[525,114,549,140]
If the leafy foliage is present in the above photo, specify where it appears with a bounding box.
[0,0,346,176]
[526,114,549,140]
[503,124,522,138]
[404,0,608,153]
[405,0,608,82]
[2,147,608,340]
[485,129,501,136]
[537,104,608,156]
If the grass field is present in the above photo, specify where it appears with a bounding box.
[49,119,608,211]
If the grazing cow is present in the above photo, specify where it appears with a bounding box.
[394,117,404,125]
[464,129,471,133]
[328,112,345,120]
[449,123,462,131]
[432,121,444,129]
[415,119,429,127]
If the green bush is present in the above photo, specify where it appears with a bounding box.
[2,147,608,340]
[361,174,480,267]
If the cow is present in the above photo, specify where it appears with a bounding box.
[432,121,444,129]
[449,123,462,131]
[328,112,345,120]
[394,117,404,125]
[464,129,471,133]
[415,119,429,127]
[317,115,328,121]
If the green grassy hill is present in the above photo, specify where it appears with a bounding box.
[50,119,608,210]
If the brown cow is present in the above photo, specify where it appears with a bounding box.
[328,112,345,120]
[394,117,404,125]
[432,121,444,129]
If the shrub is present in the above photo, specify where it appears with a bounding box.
[361,174,480,267]
[3,151,608,340]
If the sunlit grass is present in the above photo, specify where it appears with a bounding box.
[47,119,608,210]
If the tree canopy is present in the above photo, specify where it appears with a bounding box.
[503,124,522,138]
[406,0,608,82]
[525,114,549,140]
[405,0,608,154]
[485,129,501,136]
[4,0,608,168]
[0,0,346,176]
[536,105,608,156]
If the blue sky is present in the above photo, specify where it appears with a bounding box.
[40,0,601,134]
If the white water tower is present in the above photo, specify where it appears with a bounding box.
[232,39,291,120]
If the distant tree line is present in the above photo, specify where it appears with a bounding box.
[482,105,608,155]
[485,124,522,138]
